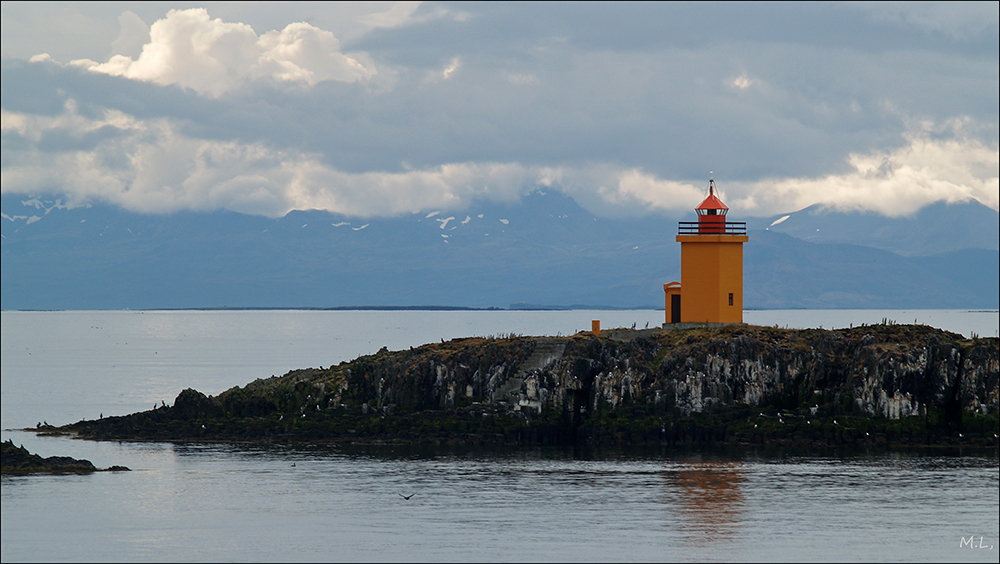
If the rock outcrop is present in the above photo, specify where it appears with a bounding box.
[43,324,999,448]
[1,439,130,475]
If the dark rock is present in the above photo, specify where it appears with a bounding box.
[1,439,130,475]
[173,388,223,420]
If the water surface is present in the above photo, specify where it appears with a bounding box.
[2,309,998,562]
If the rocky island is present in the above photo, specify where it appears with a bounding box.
[1,440,129,475]
[33,324,999,449]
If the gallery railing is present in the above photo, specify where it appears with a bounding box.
[677,221,747,235]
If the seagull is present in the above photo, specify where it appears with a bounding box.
[398,493,415,500]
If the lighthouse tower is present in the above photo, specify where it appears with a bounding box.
[664,173,748,325]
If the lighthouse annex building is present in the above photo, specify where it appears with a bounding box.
[664,175,748,325]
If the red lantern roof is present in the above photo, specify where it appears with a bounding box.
[695,175,728,213]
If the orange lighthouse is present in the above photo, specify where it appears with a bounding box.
[664,173,748,325]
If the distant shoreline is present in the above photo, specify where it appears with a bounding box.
[2,304,665,312]
[4,306,997,313]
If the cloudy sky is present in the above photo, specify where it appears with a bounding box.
[2,1,997,219]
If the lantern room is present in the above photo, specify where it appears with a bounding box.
[694,176,729,234]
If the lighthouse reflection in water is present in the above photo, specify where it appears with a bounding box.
[672,460,747,542]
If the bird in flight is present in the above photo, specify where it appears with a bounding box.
[398,493,415,500]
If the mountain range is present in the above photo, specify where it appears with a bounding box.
[2,191,997,310]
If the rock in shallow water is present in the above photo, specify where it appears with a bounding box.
[1,439,130,475]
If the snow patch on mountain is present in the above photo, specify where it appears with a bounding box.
[2,212,32,223]
[769,215,791,227]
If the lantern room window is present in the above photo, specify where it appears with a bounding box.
[697,208,727,216]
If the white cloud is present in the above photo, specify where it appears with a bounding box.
[1,101,531,217]
[730,73,753,90]
[256,22,373,85]
[422,56,462,84]
[599,170,706,213]
[525,123,998,218]
[2,94,996,220]
[71,8,374,97]
[1,103,288,215]
[442,57,460,79]
[731,125,999,217]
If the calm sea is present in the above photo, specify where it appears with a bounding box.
[2,309,998,562]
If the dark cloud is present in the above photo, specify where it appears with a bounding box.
[0,59,219,123]
[355,2,998,62]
